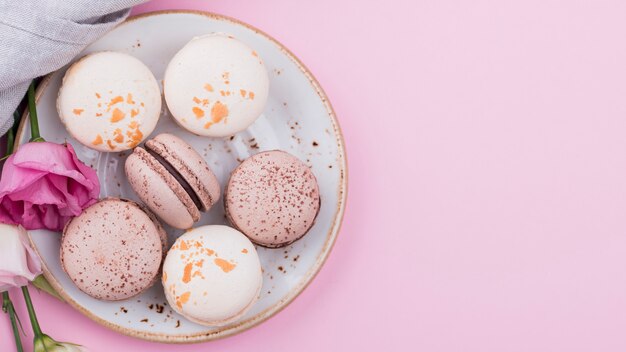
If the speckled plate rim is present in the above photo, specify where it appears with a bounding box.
[16,10,348,344]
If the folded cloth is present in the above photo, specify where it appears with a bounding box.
[0,0,147,135]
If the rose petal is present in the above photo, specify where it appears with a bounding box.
[0,224,42,290]
[0,142,100,231]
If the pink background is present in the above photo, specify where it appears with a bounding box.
[4,0,626,350]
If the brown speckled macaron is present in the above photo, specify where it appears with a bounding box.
[60,198,167,301]
[224,150,321,248]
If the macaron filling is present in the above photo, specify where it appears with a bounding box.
[144,145,204,212]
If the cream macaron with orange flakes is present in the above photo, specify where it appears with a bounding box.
[162,225,262,326]
[57,51,161,152]
[163,33,269,137]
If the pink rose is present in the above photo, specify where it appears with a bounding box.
[0,224,42,291]
[0,142,100,231]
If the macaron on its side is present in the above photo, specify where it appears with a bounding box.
[60,198,166,301]
[163,33,269,137]
[225,150,321,248]
[57,51,161,152]
[162,225,262,326]
[145,134,220,212]
[125,147,199,229]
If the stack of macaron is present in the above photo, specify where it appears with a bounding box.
[56,33,320,326]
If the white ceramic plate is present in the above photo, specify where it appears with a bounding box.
[16,11,347,343]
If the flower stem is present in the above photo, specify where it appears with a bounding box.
[6,119,15,156]
[27,81,44,143]
[2,291,24,352]
[21,286,43,337]
[0,110,20,161]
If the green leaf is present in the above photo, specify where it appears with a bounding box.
[32,275,64,302]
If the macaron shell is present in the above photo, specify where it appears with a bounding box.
[125,148,198,229]
[225,150,321,247]
[57,51,161,152]
[60,198,165,301]
[146,133,220,211]
[174,283,261,327]
[163,34,269,137]
[162,225,262,326]
[135,198,169,256]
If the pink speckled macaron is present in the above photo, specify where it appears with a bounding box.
[60,198,167,301]
[125,133,221,229]
[224,150,321,248]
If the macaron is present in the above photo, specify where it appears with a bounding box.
[162,225,262,326]
[225,150,321,248]
[60,198,166,301]
[57,51,161,152]
[163,34,269,137]
[125,133,220,229]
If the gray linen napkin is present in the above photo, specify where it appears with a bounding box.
[0,0,147,135]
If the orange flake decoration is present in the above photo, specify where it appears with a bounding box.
[126,93,135,104]
[202,99,209,107]
[95,92,101,98]
[179,240,189,250]
[162,272,168,282]
[192,107,205,118]
[127,126,143,148]
[92,135,103,145]
[240,89,246,97]
[241,248,248,254]
[95,113,102,117]
[203,248,215,256]
[107,96,124,111]
[73,108,84,115]
[222,72,230,80]
[195,259,204,267]
[249,92,255,100]
[128,121,139,129]
[111,108,125,123]
[176,291,191,309]
[130,109,139,118]
[204,83,214,92]
[214,258,236,273]
[182,263,193,283]
[113,129,124,143]
[219,90,225,97]
[192,271,204,279]
[204,101,228,128]
[106,140,115,150]
[211,101,228,123]
[252,51,258,57]
[140,102,145,107]
[192,97,201,104]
